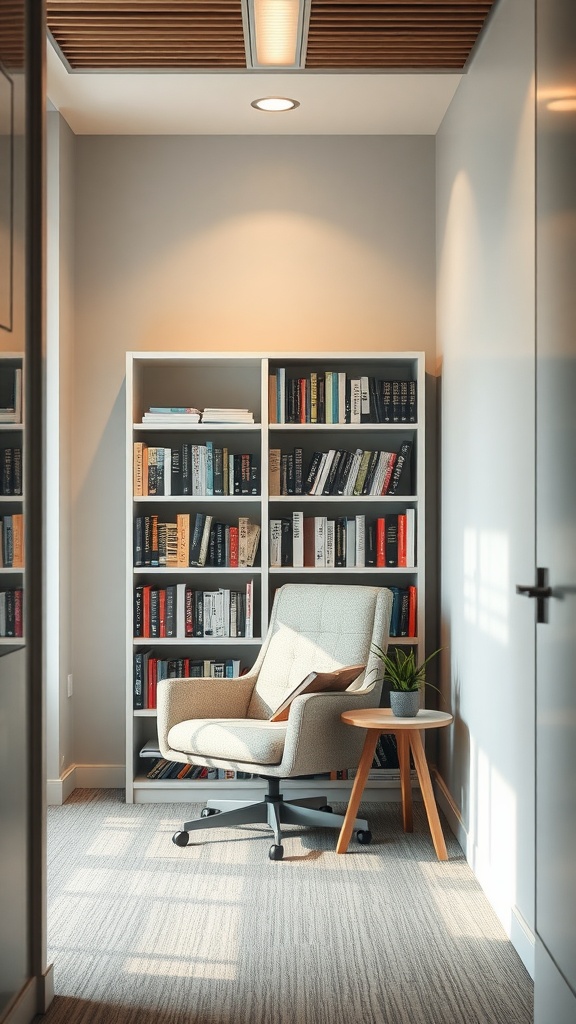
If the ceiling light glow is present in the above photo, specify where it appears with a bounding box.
[252,0,302,66]
[251,96,300,112]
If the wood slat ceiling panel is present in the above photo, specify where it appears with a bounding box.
[0,0,25,71]
[46,0,247,69]
[305,0,497,70]
[46,0,497,72]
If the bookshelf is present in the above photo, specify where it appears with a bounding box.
[0,354,24,651]
[126,352,425,803]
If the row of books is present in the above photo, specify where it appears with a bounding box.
[133,653,245,709]
[133,441,259,497]
[134,582,254,639]
[0,588,23,637]
[270,512,415,569]
[270,442,412,497]
[269,370,417,425]
[141,407,254,425]
[330,734,400,776]
[145,760,256,780]
[0,367,22,424]
[134,513,261,568]
[0,514,24,568]
[1,448,22,495]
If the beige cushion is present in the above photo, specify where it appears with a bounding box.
[248,584,382,720]
[168,718,288,765]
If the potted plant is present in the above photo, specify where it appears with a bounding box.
[370,643,442,717]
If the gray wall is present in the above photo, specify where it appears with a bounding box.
[70,136,437,776]
[436,0,536,971]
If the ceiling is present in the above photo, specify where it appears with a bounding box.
[45,0,498,135]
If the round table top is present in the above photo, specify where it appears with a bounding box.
[341,707,453,731]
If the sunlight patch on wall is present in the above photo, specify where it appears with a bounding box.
[463,527,510,644]
[420,861,506,940]
[468,734,518,929]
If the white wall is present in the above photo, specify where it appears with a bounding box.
[436,0,536,972]
[70,136,436,778]
[46,111,75,801]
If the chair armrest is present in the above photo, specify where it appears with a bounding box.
[278,687,380,777]
[156,674,257,757]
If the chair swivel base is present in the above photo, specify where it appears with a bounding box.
[172,775,372,860]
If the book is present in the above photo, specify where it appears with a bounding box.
[304,451,324,494]
[405,508,416,568]
[280,518,292,566]
[303,517,315,567]
[325,518,335,568]
[266,448,280,495]
[176,514,190,568]
[245,579,253,638]
[292,511,304,568]
[350,379,362,423]
[268,374,277,423]
[202,408,254,424]
[133,442,144,497]
[355,514,365,568]
[385,515,399,567]
[376,517,386,567]
[387,440,413,496]
[189,512,206,566]
[314,516,327,567]
[270,519,282,568]
[397,513,407,568]
[408,585,417,637]
[269,664,366,722]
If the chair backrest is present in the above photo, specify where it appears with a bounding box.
[246,584,393,720]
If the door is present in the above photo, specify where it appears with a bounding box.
[533,0,576,1019]
[0,3,47,1023]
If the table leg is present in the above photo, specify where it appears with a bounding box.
[408,729,448,861]
[396,732,413,832]
[336,729,380,854]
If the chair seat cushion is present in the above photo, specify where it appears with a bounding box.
[167,718,288,765]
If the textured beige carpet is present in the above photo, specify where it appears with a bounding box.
[40,789,533,1024]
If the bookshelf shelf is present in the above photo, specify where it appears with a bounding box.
[133,423,261,433]
[126,351,425,803]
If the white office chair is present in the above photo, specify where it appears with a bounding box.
[157,583,393,859]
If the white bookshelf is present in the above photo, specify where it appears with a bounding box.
[126,351,425,803]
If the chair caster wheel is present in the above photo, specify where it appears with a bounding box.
[356,829,372,845]
[172,831,190,847]
[201,807,219,817]
[269,844,284,861]
[319,804,333,813]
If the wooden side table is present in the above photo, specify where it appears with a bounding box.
[336,707,453,860]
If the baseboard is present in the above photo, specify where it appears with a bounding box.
[433,769,535,979]
[47,764,125,803]
[2,965,53,1024]
[510,906,535,979]
[46,764,77,805]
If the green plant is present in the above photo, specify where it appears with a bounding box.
[370,643,442,693]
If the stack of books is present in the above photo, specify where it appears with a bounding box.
[201,408,254,424]
[141,406,201,424]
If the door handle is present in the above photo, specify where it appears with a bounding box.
[516,568,552,623]
[516,584,552,599]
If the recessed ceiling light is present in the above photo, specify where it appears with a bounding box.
[251,97,300,112]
